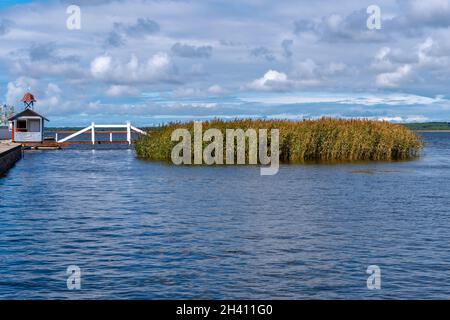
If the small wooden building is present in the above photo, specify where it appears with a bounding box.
[8,93,49,143]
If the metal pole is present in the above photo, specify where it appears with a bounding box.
[110,132,113,142]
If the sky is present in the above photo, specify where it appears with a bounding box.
[1,0,450,126]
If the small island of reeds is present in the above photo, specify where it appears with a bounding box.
[135,118,422,163]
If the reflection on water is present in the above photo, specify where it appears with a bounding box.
[1,133,450,299]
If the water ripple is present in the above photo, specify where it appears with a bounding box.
[0,133,450,299]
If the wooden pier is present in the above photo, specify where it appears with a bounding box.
[20,122,147,149]
[0,142,22,175]
[22,140,134,149]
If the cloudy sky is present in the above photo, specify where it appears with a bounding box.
[1,0,450,126]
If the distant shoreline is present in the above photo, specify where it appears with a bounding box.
[403,122,450,131]
[414,130,450,132]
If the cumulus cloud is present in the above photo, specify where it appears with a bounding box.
[376,65,412,87]
[5,77,66,114]
[171,43,213,58]
[415,37,450,68]
[247,70,293,91]
[43,83,63,109]
[27,42,79,63]
[7,42,84,79]
[3,0,450,123]
[294,9,388,42]
[294,1,450,43]
[293,59,319,80]
[6,77,37,106]
[291,59,345,84]
[373,35,450,88]
[91,55,112,77]
[247,59,347,92]
[372,47,394,71]
[90,53,176,84]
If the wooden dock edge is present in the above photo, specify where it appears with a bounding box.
[0,144,22,177]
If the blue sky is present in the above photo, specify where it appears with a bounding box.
[0,0,33,8]
[1,0,450,126]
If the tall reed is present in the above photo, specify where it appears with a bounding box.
[135,118,422,162]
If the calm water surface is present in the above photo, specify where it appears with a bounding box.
[1,133,450,299]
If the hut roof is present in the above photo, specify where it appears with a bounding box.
[8,109,49,121]
[21,92,36,103]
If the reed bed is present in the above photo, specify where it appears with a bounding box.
[135,118,422,163]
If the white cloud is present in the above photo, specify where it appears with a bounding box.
[5,77,68,114]
[172,87,202,98]
[90,53,174,84]
[291,59,343,84]
[376,65,412,87]
[106,85,139,97]
[3,0,450,124]
[240,93,444,106]
[294,59,318,79]
[5,77,37,106]
[325,62,346,75]
[416,36,450,68]
[410,0,450,18]
[247,70,292,91]
[418,37,434,64]
[207,84,226,94]
[166,102,219,109]
[372,47,394,71]
[91,55,112,77]
[150,52,170,69]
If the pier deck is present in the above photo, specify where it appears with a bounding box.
[0,142,22,176]
[21,140,134,149]
[0,142,20,154]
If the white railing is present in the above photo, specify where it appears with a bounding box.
[57,122,147,144]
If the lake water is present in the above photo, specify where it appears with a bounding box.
[1,132,450,299]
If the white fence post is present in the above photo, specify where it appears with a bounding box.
[91,122,95,145]
[127,121,131,145]
[110,132,113,142]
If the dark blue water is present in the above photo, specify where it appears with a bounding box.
[1,133,450,299]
